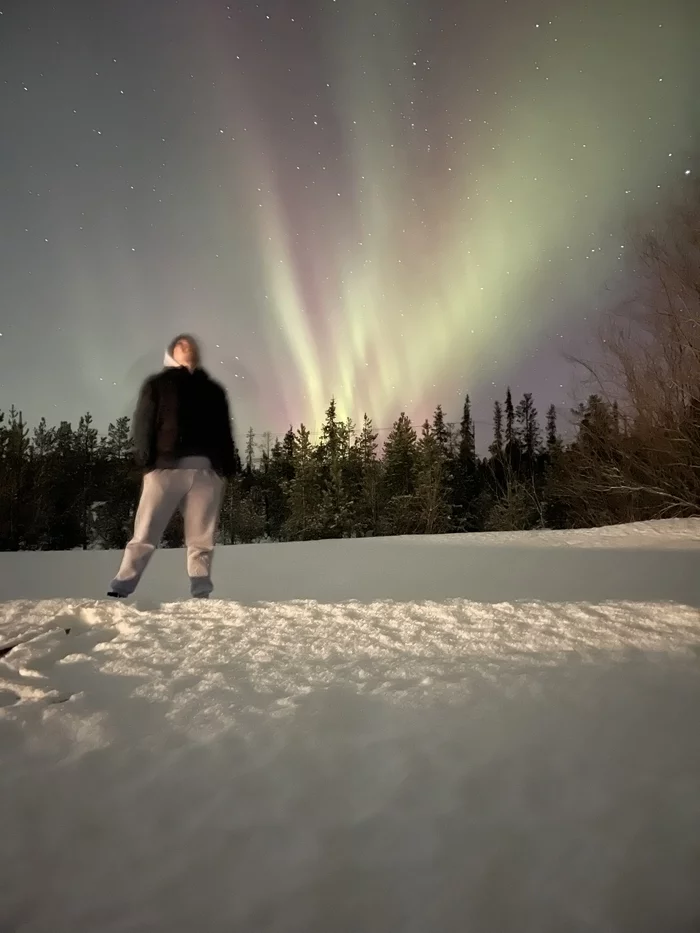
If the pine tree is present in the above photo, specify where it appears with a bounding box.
[49,421,82,548]
[345,414,381,536]
[504,388,515,449]
[74,413,100,549]
[414,420,451,534]
[317,398,352,538]
[33,417,56,457]
[284,424,322,540]
[282,427,296,463]
[25,417,60,549]
[515,393,542,464]
[541,406,567,529]
[0,408,31,549]
[489,400,504,458]
[217,474,265,544]
[546,404,559,450]
[452,394,479,530]
[94,417,139,549]
[356,413,378,467]
[381,413,418,534]
[264,433,295,539]
[431,404,452,459]
[318,398,341,464]
[383,413,417,497]
[458,396,475,465]
[244,426,256,474]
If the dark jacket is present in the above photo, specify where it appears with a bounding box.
[132,364,237,478]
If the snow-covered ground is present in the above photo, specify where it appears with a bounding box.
[1,521,699,932]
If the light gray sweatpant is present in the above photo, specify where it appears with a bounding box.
[110,462,224,598]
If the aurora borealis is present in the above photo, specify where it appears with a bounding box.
[0,0,698,442]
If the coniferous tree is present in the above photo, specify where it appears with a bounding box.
[541,405,568,528]
[29,417,59,548]
[515,393,542,465]
[75,413,100,549]
[44,421,84,549]
[414,420,451,534]
[0,408,31,549]
[218,474,265,544]
[546,404,559,450]
[489,400,504,459]
[284,424,322,540]
[317,399,352,538]
[244,427,256,474]
[350,413,382,536]
[381,412,418,534]
[282,427,296,463]
[453,394,479,530]
[504,388,515,450]
[431,404,452,459]
[458,396,476,464]
[94,417,139,549]
[264,433,295,539]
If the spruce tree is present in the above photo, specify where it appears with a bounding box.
[282,427,296,463]
[318,398,342,465]
[317,398,352,538]
[40,420,82,549]
[75,413,100,549]
[489,400,504,458]
[348,413,381,536]
[94,417,139,549]
[515,393,542,464]
[381,412,418,534]
[414,420,451,534]
[284,424,322,540]
[546,403,559,450]
[431,404,452,459]
[0,408,31,549]
[541,405,567,529]
[458,396,476,465]
[259,438,286,539]
[504,388,515,449]
[258,429,296,540]
[383,413,418,497]
[244,427,256,474]
[453,394,479,530]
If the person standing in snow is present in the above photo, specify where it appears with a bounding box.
[108,334,237,600]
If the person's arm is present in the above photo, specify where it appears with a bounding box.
[132,378,156,468]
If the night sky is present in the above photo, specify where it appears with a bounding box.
[1,0,698,447]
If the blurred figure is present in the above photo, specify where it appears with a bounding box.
[108,334,236,599]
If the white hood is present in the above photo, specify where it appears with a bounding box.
[163,334,202,369]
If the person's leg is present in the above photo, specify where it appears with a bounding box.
[109,471,185,596]
[183,470,224,598]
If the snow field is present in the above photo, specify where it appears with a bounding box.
[1,522,699,932]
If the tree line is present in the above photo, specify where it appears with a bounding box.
[0,382,696,552]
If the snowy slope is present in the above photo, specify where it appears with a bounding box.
[1,522,700,933]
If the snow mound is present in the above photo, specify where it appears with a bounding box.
[1,521,700,931]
